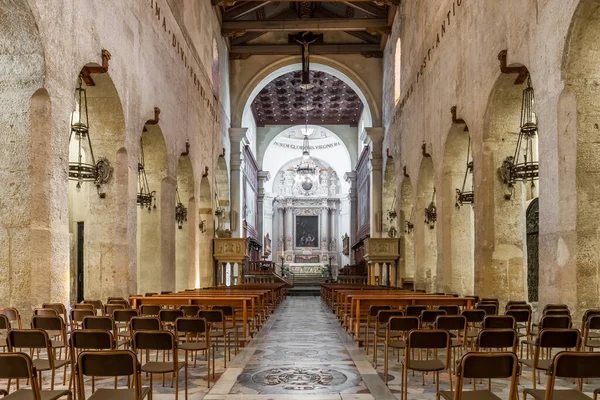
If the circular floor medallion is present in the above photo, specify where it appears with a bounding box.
[251,367,347,391]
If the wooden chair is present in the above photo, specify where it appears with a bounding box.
[383,316,419,385]
[364,305,392,356]
[0,352,71,399]
[439,352,518,400]
[175,317,214,386]
[76,350,150,399]
[0,308,22,329]
[524,351,600,400]
[373,310,405,367]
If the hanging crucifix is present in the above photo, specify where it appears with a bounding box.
[293,32,319,89]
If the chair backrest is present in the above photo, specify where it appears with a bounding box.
[404,305,427,317]
[82,299,103,313]
[176,317,209,335]
[388,316,420,332]
[407,329,450,368]
[475,303,497,315]
[462,309,486,323]
[159,309,184,324]
[82,316,115,331]
[437,305,460,315]
[113,309,139,323]
[587,315,600,331]
[0,314,10,331]
[140,304,162,316]
[71,329,114,350]
[108,299,130,308]
[435,315,467,332]
[211,305,234,317]
[506,304,532,311]
[131,317,161,332]
[71,309,95,325]
[77,350,142,400]
[104,303,125,316]
[133,330,176,351]
[544,303,568,311]
[368,305,392,317]
[32,315,64,332]
[506,300,527,308]
[1,308,21,327]
[145,292,158,297]
[8,329,50,351]
[539,315,572,330]
[34,308,59,317]
[455,352,518,400]
[199,310,224,324]
[550,351,600,378]
[537,328,580,350]
[545,309,570,316]
[421,310,447,324]
[180,305,200,317]
[73,303,96,313]
[42,303,67,321]
[505,309,530,324]
[483,315,515,329]
[377,310,404,324]
[0,352,44,400]
[477,329,518,352]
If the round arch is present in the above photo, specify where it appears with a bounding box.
[234,55,380,128]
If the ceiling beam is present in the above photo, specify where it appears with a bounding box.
[343,1,387,18]
[222,1,270,20]
[313,7,380,43]
[222,18,389,35]
[230,43,383,56]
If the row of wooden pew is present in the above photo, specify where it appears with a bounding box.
[321,283,476,343]
[129,283,287,341]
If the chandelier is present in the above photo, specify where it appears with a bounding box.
[499,76,539,197]
[405,209,414,234]
[294,130,318,191]
[424,188,437,229]
[137,136,156,211]
[68,74,112,195]
[175,187,187,229]
[455,137,474,209]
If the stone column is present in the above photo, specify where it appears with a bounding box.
[321,200,329,256]
[263,193,275,260]
[160,176,177,292]
[256,171,270,244]
[344,172,357,263]
[229,128,248,238]
[284,200,294,261]
[366,128,385,238]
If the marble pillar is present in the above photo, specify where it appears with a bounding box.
[344,172,357,263]
[229,128,248,238]
[257,171,270,243]
[321,201,329,254]
[284,202,293,260]
[366,128,385,239]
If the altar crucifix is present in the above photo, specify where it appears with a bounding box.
[293,32,319,90]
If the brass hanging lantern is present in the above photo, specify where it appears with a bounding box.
[405,209,414,234]
[68,74,112,196]
[175,187,187,229]
[424,188,437,229]
[137,136,156,211]
[455,137,474,209]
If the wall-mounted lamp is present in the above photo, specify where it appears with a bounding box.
[424,188,437,229]
[199,220,206,233]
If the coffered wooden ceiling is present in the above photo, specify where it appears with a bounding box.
[212,1,399,59]
[251,70,363,126]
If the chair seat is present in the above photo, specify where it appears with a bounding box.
[50,340,65,349]
[523,389,593,400]
[3,389,71,400]
[141,361,185,374]
[585,340,600,348]
[180,342,208,351]
[117,330,130,338]
[520,358,551,371]
[440,390,502,400]
[450,338,464,347]
[88,387,151,400]
[377,331,404,338]
[209,331,225,338]
[33,359,69,372]
[407,359,445,372]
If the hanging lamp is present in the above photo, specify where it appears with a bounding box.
[455,137,474,209]
[137,136,156,211]
[424,188,437,229]
[175,186,187,229]
[68,74,112,195]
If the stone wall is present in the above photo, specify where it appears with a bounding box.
[0,0,229,315]
[382,0,597,318]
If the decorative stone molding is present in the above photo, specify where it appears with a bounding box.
[213,238,249,264]
[363,238,400,263]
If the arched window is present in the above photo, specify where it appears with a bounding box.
[212,38,219,99]
[394,39,401,105]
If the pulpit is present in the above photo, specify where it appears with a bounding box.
[363,238,400,286]
[213,238,249,286]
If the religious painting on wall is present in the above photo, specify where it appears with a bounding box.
[245,181,256,228]
[295,215,319,247]
[358,184,368,228]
